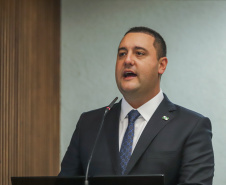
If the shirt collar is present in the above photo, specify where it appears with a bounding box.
[120,90,164,122]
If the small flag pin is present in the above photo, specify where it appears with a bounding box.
[162,116,169,121]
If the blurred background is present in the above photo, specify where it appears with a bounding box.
[1,0,226,185]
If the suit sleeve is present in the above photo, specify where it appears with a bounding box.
[58,113,84,176]
[178,117,214,185]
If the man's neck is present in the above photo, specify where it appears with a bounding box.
[124,90,161,109]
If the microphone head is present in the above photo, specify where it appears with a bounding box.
[106,97,118,111]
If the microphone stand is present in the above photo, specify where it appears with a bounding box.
[84,97,118,185]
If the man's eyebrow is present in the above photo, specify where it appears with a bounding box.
[118,47,127,52]
[118,46,148,52]
[134,46,148,52]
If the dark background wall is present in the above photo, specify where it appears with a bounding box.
[0,0,60,184]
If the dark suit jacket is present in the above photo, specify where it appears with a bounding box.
[59,95,214,185]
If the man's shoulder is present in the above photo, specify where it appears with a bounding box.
[163,96,211,132]
[163,94,208,121]
[74,101,121,130]
[79,101,121,120]
[174,104,206,119]
[83,106,106,115]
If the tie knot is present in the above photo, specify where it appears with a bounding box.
[128,110,140,124]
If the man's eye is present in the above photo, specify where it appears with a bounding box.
[118,52,126,57]
[136,51,144,56]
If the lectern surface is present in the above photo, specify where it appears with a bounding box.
[11,175,164,185]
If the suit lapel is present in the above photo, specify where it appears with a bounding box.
[104,101,121,175]
[125,95,176,174]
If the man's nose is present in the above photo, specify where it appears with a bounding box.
[124,53,135,66]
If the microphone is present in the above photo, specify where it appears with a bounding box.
[84,97,118,185]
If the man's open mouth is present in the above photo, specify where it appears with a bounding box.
[123,71,137,78]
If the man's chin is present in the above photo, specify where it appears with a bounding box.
[119,86,139,95]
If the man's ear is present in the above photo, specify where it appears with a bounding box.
[158,57,168,75]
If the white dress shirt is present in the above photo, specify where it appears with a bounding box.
[119,90,164,152]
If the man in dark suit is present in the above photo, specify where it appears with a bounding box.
[59,27,214,185]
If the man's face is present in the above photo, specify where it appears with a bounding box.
[115,32,167,100]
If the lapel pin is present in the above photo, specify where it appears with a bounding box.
[162,116,169,121]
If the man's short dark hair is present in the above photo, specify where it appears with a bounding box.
[125,26,167,60]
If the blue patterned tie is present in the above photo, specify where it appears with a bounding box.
[119,110,140,175]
